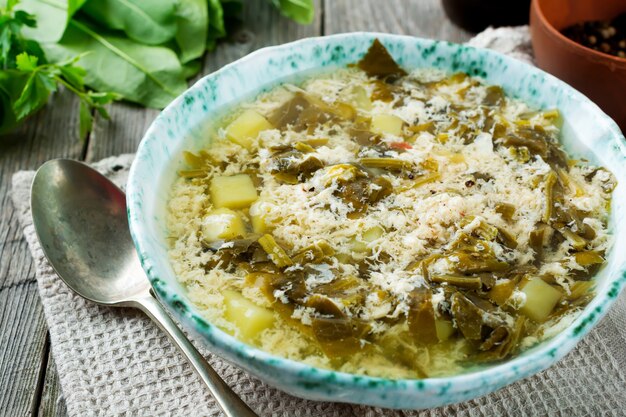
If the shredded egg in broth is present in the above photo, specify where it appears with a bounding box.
[167,40,616,378]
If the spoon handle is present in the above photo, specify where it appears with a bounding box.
[136,294,259,417]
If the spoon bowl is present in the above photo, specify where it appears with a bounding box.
[31,159,149,305]
[31,159,257,417]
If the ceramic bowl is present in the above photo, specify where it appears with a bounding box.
[127,32,626,409]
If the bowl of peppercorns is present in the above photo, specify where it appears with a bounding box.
[530,0,626,131]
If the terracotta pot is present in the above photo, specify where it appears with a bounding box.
[530,0,626,132]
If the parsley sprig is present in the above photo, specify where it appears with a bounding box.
[0,2,117,136]
[0,0,314,136]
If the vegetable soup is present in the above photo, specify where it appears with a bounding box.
[166,40,615,378]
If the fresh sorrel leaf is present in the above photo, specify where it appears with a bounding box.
[42,19,186,108]
[81,0,178,45]
[269,0,314,25]
[174,0,208,63]
[206,0,226,51]
[16,0,86,43]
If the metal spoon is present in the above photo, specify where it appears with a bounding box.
[31,159,258,417]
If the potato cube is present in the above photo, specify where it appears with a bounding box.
[210,174,258,209]
[349,86,372,111]
[351,226,384,253]
[201,208,245,242]
[225,110,273,149]
[371,114,404,136]
[519,277,562,322]
[249,199,273,234]
[251,212,268,234]
[223,289,275,342]
[435,319,455,341]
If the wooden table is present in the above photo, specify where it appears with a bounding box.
[0,1,471,415]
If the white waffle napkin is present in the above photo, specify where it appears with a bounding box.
[11,27,626,416]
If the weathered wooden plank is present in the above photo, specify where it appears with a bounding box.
[86,0,323,161]
[0,90,83,288]
[324,0,406,34]
[84,104,160,163]
[0,89,83,417]
[38,348,67,417]
[0,282,48,417]
[324,0,472,42]
[200,0,323,74]
[406,0,473,43]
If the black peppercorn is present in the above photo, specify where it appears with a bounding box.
[561,12,626,59]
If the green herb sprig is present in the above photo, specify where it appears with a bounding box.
[0,0,314,136]
[0,2,117,135]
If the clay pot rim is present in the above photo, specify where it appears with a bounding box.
[532,0,626,64]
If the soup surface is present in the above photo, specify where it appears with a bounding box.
[167,40,615,378]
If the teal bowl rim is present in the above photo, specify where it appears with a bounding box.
[127,32,626,406]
